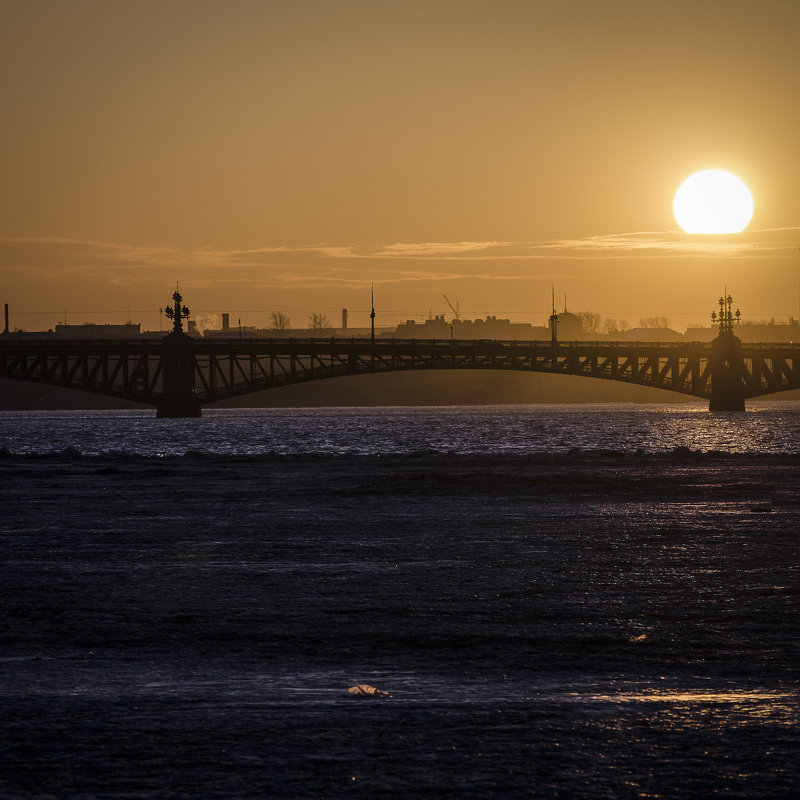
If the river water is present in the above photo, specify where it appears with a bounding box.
[3,401,800,456]
[1,404,799,798]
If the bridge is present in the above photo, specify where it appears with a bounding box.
[2,291,799,415]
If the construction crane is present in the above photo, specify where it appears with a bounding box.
[443,295,461,321]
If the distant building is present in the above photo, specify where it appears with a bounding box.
[554,311,583,339]
[54,322,141,338]
[393,315,550,340]
[1,328,56,338]
[619,327,683,342]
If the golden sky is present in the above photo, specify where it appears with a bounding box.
[2,0,800,331]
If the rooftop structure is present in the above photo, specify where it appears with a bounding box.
[54,322,141,338]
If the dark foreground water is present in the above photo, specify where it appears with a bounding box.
[1,407,799,798]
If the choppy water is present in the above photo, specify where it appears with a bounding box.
[3,400,800,456]
[1,405,799,798]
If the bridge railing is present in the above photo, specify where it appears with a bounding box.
[0,338,164,349]
[4,335,800,350]
[194,336,714,350]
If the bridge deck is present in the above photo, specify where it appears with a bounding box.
[2,335,800,409]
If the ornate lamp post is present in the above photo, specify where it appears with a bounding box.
[709,291,745,411]
[712,293,740,336]
[164,289,190,334]
[158,288,200,417]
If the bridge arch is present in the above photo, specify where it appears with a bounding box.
[3,335,800,414]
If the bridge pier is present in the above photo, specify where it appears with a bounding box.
[157,330,201,418]
[708,331,745,412]
[157,394,201,418]
[709,394,746,412]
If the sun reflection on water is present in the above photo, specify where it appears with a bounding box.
[561,689,798,727]
[573,691,789,703]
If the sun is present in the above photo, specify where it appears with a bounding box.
[673,170,753,234]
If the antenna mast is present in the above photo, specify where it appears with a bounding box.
[370,283,376,344]
[549,284,558,345]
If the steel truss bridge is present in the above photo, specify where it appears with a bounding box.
[2,334,800,415]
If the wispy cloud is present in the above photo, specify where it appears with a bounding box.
[374,241,514,258]
[2,228,798,289]
[537,229,800,258]
[375,230,800,260]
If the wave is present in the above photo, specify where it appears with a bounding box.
[2,445,800,462]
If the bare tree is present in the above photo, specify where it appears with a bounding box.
[576,311,602,334]
[603,318,631,335]
[270,311,291,330]
[639,315,672,329]
[307,312,332,330]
